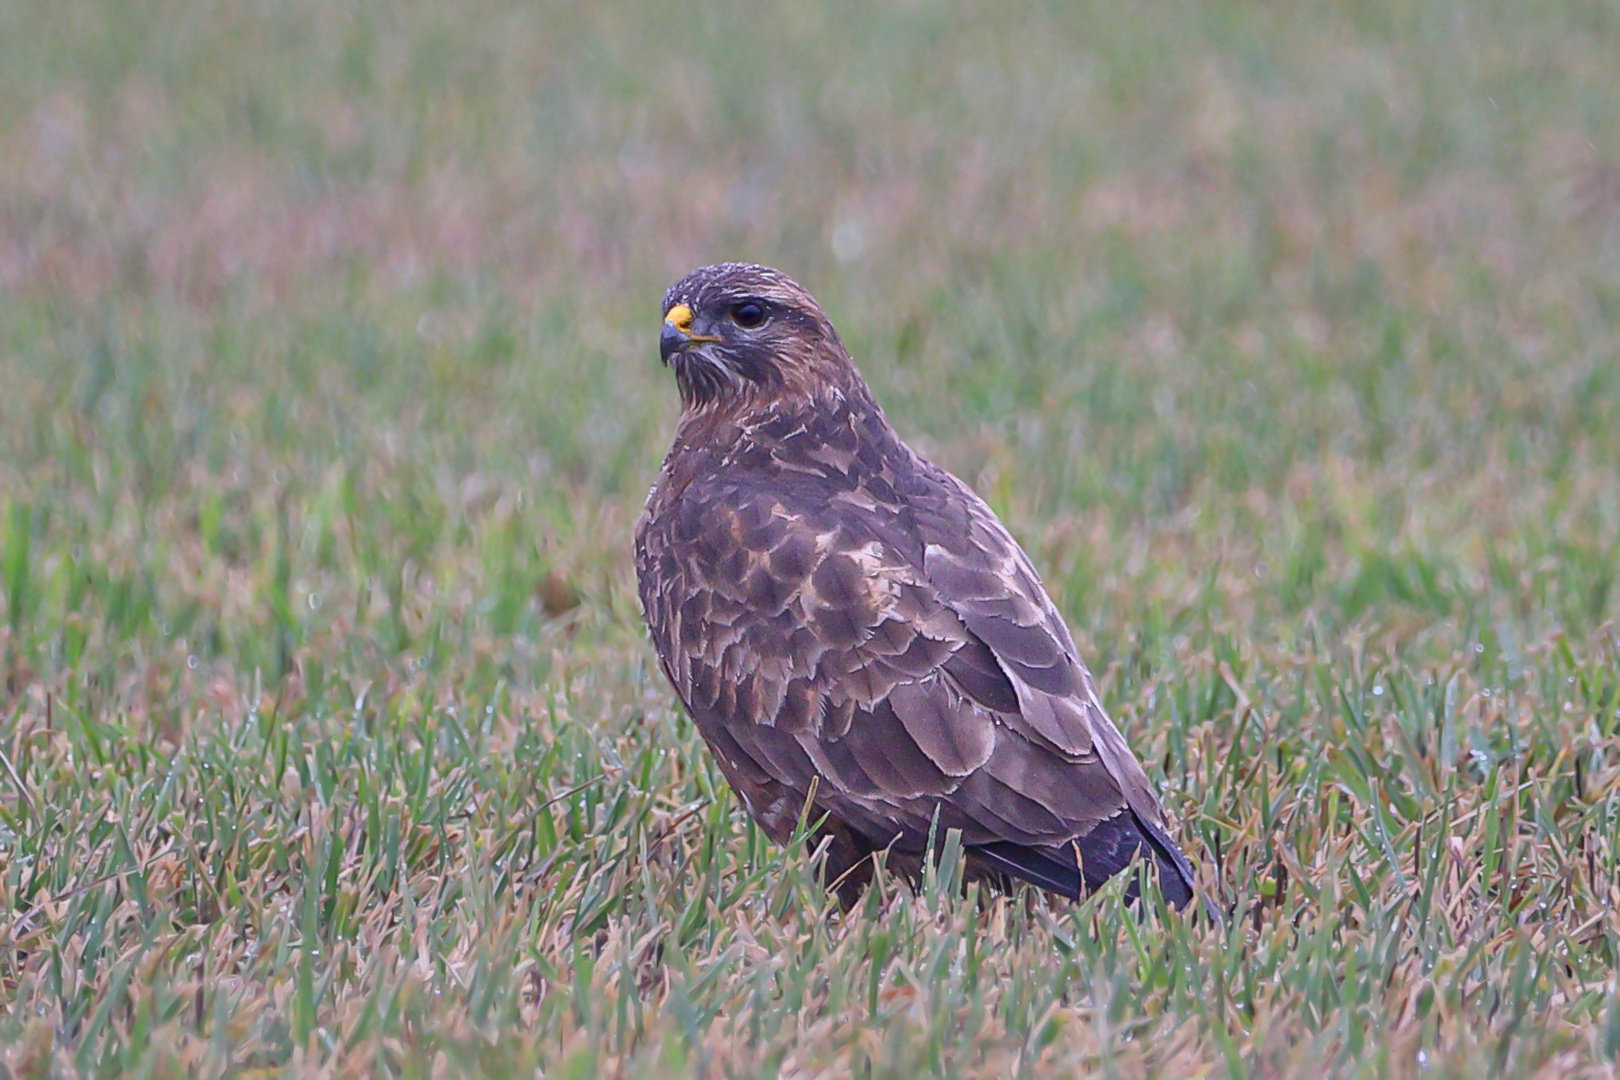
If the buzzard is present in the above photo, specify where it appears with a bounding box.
[635,263,1197,910]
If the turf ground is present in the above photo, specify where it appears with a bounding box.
[2,0,1619,1075]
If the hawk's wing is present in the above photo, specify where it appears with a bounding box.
[636,455,1194,905]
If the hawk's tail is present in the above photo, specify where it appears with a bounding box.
[968,812,1200,912]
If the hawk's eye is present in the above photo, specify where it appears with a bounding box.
[729,301,766,329]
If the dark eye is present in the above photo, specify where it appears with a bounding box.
[729,300,766,329]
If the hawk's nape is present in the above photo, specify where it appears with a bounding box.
[634,262,1199,913]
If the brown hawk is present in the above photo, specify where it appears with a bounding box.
[634,263,1197,910]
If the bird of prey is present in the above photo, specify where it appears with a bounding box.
[634,262,1197,910]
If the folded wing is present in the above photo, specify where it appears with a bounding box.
[636,458,1195,908]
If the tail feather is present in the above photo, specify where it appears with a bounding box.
[967,811,1199,911]
[971,841,1085,900]
[1130,812,1197,910]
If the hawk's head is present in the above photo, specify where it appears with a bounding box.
[659,263,854,411]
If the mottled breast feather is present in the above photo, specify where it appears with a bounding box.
[636,266,1197,911]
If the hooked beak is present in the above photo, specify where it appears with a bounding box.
[660,303,720,364]
[660,321,688,364]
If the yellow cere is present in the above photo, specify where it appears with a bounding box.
[665,303,694,332]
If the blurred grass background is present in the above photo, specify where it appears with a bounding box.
[1,0,1619,1075]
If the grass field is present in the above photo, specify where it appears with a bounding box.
[2,0,1619,1075]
